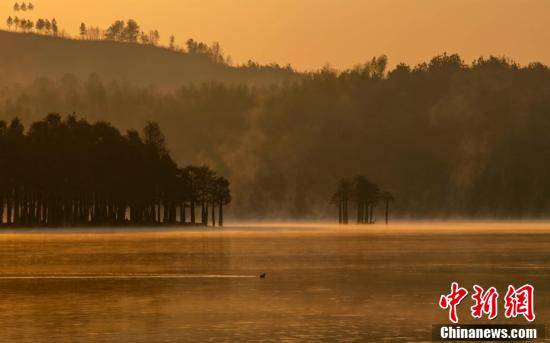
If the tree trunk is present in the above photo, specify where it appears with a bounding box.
[343,199,348,224]
[180,202,190,224]
[6,194,12,225]
[190,201,196,224]
[369,204,374,224]
[13,189,20,225]
[218,201,223,227]
[338,201,342,224]
[385,201,389,224]
[211,204,216,226]
[201,202,206,226]
[0,195,3,225]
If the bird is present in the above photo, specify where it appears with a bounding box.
[259,273,266,279]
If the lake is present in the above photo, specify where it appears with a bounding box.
[0,222,548,342]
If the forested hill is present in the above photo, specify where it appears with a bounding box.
[2,30,550,219]
[0,30,299,88]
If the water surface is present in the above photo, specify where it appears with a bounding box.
[0,222,548,342]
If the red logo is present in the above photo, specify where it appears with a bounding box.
[504,284,535,322]
[439,283,535,323]
[471,285,499,320]
[439,282,469,323]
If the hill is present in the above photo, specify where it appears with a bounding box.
[0,30,299,89]
[1,34,549,219]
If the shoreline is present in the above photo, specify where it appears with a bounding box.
[2,221,550,236]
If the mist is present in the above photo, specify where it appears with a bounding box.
[1,52,549,220]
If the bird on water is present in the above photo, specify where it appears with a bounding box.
[259,273,266,279]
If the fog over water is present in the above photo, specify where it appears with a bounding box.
[0,222,548,342]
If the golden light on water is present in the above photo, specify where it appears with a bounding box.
[0,222,548,341]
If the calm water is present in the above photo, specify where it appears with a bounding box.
[0,222,548,342]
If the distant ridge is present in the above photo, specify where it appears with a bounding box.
[0,30,299,89]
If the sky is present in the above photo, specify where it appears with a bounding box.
[3,0,550,70]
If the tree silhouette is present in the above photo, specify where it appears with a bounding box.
[13,17,20,31]
[80,23,87,38]
[122,19,140,43]
[105,20,124,41]
[36,18,45,32]
[380,191,394,224]
[140,31,149,45]
[332,178,352,224]
[26,19,34,32]
[333,176,385,225]
[352,175,369,224]
[213,177,231,227]
[104,19,141,43]
[13,3,20,11]
[0,114,231,228]
[44,19,51,33]
[169,35,175,50]
[19,19,27,32]
[365,182,380,224]
[20,2,27,11]
[149,30,160,46]
[7,17,13,31]
[28,3,34,11]
[186,38,209,55]
[51,18,58,36]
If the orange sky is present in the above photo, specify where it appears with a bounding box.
[3,0,549,70]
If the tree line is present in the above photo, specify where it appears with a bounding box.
[4,15,229,64]
[6,17,58,34]
[80,19,228,63]
[13,2,34,12]
[332,175,394,224]
[1,54,549,219]
[6,2,58,35]
[0,114,231,227]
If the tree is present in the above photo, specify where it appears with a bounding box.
[25,19,33,32]
[13,17,20,31]
[149,30,160,46]
[0,114,229,228]
[122,19,140,42]
[186,38,209,55]
[105,20,124,41]
[140,30,160,45]
[79,22,87,38]
[332,178,352,224]
[365,181,380,224]
[28,3,34,11]
[333,175,384,225]
[139,32,149,45]
[13,3,20,11]
[86,26,103,40]
[7,17,13,31]
[185,166,216,226]
[213,177,231,226]
[352,175,369,224]
[51,18,58,36]
[20,2,27,11]
[210,41,224,63]
[169,35,175,50]
[143,121,167,157]
[36,18,45,32]
[44,19,51,33]
[380,192,394,224]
